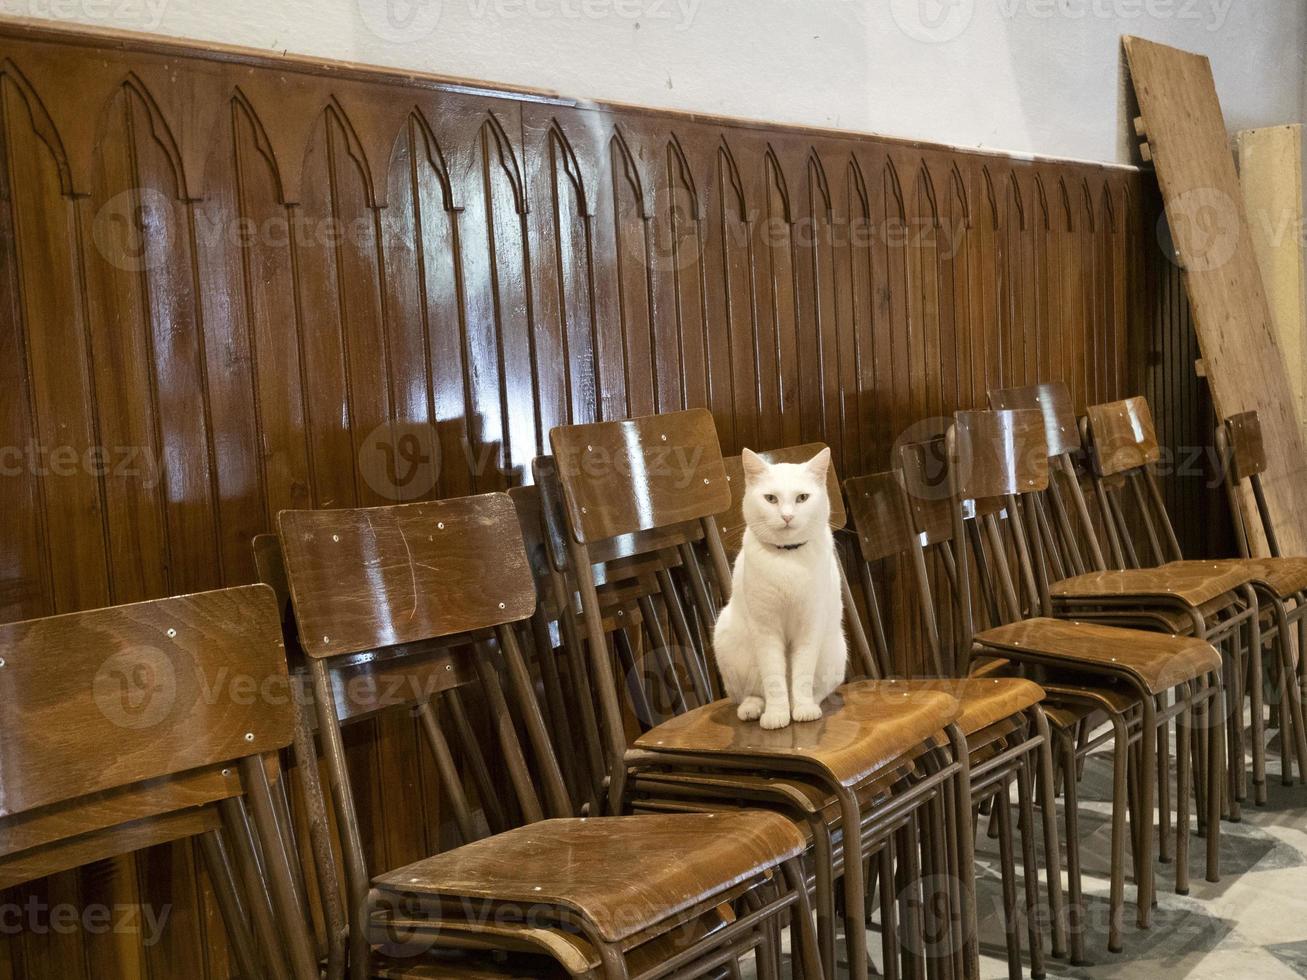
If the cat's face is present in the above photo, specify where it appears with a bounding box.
[740,448,832,546]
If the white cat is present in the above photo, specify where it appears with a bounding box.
[714,448,849,730]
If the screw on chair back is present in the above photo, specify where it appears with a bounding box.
[0,585,317,980]
[1083,396,1185,568]
[1217,411,1280,558]
[277,494,574,972]
[990,381,1107,575]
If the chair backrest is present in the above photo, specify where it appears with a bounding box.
[1082,395,1184,566]
[0,585,290,882]
[279,495,537,659]
[1217,411,1279,558]
[988,381,1107,576]
[717,443,847,558]
[548,408,731,545]
[989,382,1081,458]
[952,409,1050,501]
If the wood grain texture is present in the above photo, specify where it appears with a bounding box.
[278,494,535,658]
[1125,36,1307,557]
[0,585,289,820]
[0,19,1170,976]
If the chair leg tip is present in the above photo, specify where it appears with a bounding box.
[1176,887,1190,896]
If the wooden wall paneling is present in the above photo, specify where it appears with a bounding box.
[0,19,1179,975]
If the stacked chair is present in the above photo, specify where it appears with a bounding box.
[721,444,1061,980]
[1215,410,1307,784]
[0,586,320,980]
[272,491,822,978]
[532,410,975,980]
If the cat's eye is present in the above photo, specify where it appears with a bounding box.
[796,493,810,503]
[764,493,778,504]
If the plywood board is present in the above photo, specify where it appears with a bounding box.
[1125,36,1307,557]
[1237,125,1307,435]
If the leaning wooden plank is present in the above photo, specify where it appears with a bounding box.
[1237,125,1307,436]
[1124,36,1307,557]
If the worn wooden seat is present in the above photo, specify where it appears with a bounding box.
[277,490,820,979]
[1049,563,1250,607]
[374,812,802,943]
[0,585,318,980]
[632,682,959,787]
[975,619,1221,696]
[546,409,973,980]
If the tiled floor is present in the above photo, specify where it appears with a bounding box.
[744,723,1307,978]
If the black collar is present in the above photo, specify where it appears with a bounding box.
[774,542,807,551]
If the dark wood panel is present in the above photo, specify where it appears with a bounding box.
[0,18,1190,977]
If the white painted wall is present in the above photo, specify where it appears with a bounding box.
[3,0,1304,165]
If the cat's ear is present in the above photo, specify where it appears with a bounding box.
[805,447,832,481]
[741,448,768,483]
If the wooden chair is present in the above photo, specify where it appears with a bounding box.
[543,409,975,980]
[275,491,821,979]
[1215,410,1307,785]
[990,391,1255,824]
[989,384,1266,826]
[725,444,1063,980]
[938,409,1225,953]
[0,585,319,980]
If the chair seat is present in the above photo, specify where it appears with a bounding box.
[372,812,803,943]
[1050,562,1251,607]
[632,680,960,787]
[1203,557,1307,600]
[974,618,1221,695]
[891,678,1044,737]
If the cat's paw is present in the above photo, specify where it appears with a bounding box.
[791,701,823,723]
[759,707,791,730]
[737,697,765,721]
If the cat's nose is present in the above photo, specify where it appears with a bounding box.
[782,513,794,524]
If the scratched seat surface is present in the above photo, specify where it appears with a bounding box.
[373,812,803,943]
